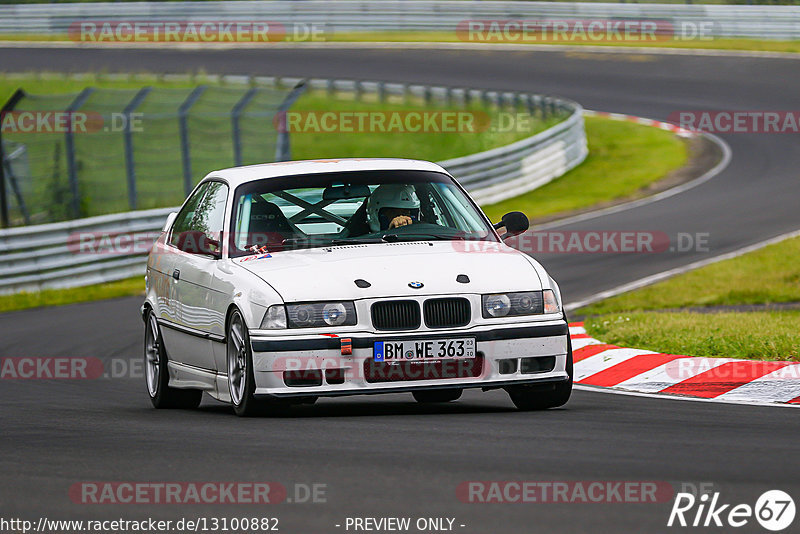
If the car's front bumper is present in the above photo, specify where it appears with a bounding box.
[248,320,569,398]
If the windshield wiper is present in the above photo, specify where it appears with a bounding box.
[328,238,386,246]
[381,233,466,242]
[281,237,385,249]
[281,237,329,249]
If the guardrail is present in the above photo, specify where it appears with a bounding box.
[1,1,800,40]
[0,76,586,294]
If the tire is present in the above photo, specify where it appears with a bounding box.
[505,334,573,411]
[144,309,203,409]
[227,309,287,417]
[412,388,463,403]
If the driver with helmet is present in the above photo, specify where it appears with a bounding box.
[366,184,421,232]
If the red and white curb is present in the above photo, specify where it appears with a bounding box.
[569,323,800,406]
[584,109,695,137]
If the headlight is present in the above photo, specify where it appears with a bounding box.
[482,291,547,318]
[287,302,357,328]
[483,294,511,317]
[260,305,287,329]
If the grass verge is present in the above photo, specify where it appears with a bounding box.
[3,33,800,54]
[585,311,800,362]
[0,276,144,313]
[481,116,688,223]
[579,236,800,361]
[579,236,800,315]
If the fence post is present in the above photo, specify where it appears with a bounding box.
[122,86,151,211]
[178,86,206,196]
[3,145,30,225]
[354,80,363,101]
[0,89,25,228]
[65,87,94,220]
[377,81,386,103]
[275,80,308,162]
[231,87,259,167]
[463,88,472,107]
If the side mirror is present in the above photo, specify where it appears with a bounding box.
[162,212,178,233]
[493,211,529,239]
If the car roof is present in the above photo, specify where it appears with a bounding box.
[203,158,451,188]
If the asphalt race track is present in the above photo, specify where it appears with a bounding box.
[1,45,799,533]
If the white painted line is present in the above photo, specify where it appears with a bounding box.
[573,384,800,409]
[568,325,586,335]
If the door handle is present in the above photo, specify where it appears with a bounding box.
[172,269,180,281]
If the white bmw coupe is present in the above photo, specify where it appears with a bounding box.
[142,158,572,416]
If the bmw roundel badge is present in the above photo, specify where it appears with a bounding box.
[408,281,424,289]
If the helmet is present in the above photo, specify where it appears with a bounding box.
[366,184,421,232]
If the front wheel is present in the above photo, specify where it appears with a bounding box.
[144,309,202,409]
[412,389,463,403]
[227,309,287,417]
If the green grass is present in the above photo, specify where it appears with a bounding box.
[585,311,800,361]
[481,116,688,223]
[579,236,800,361]
[4,32,800,54]
[289,93,561,162]
[0,276,144,313]
[578,236,800,316]
[326,33,800,54]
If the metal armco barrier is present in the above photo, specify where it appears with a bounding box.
[0,1,799,40]
[0,76,587,294]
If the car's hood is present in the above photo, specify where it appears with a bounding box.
[233,241,543,302]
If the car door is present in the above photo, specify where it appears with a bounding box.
[159,182,210,366]
[170,180,228,372]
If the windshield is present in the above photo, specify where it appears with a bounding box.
[229,170,497,257]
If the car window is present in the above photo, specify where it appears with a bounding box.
[170,183,210,248]
[230,170,497,256]
[170,181,228,255]
[192,181,228,254]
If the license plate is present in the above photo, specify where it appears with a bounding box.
[373,338,476,362]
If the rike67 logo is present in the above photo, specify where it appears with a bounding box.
[668,490,795,531]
